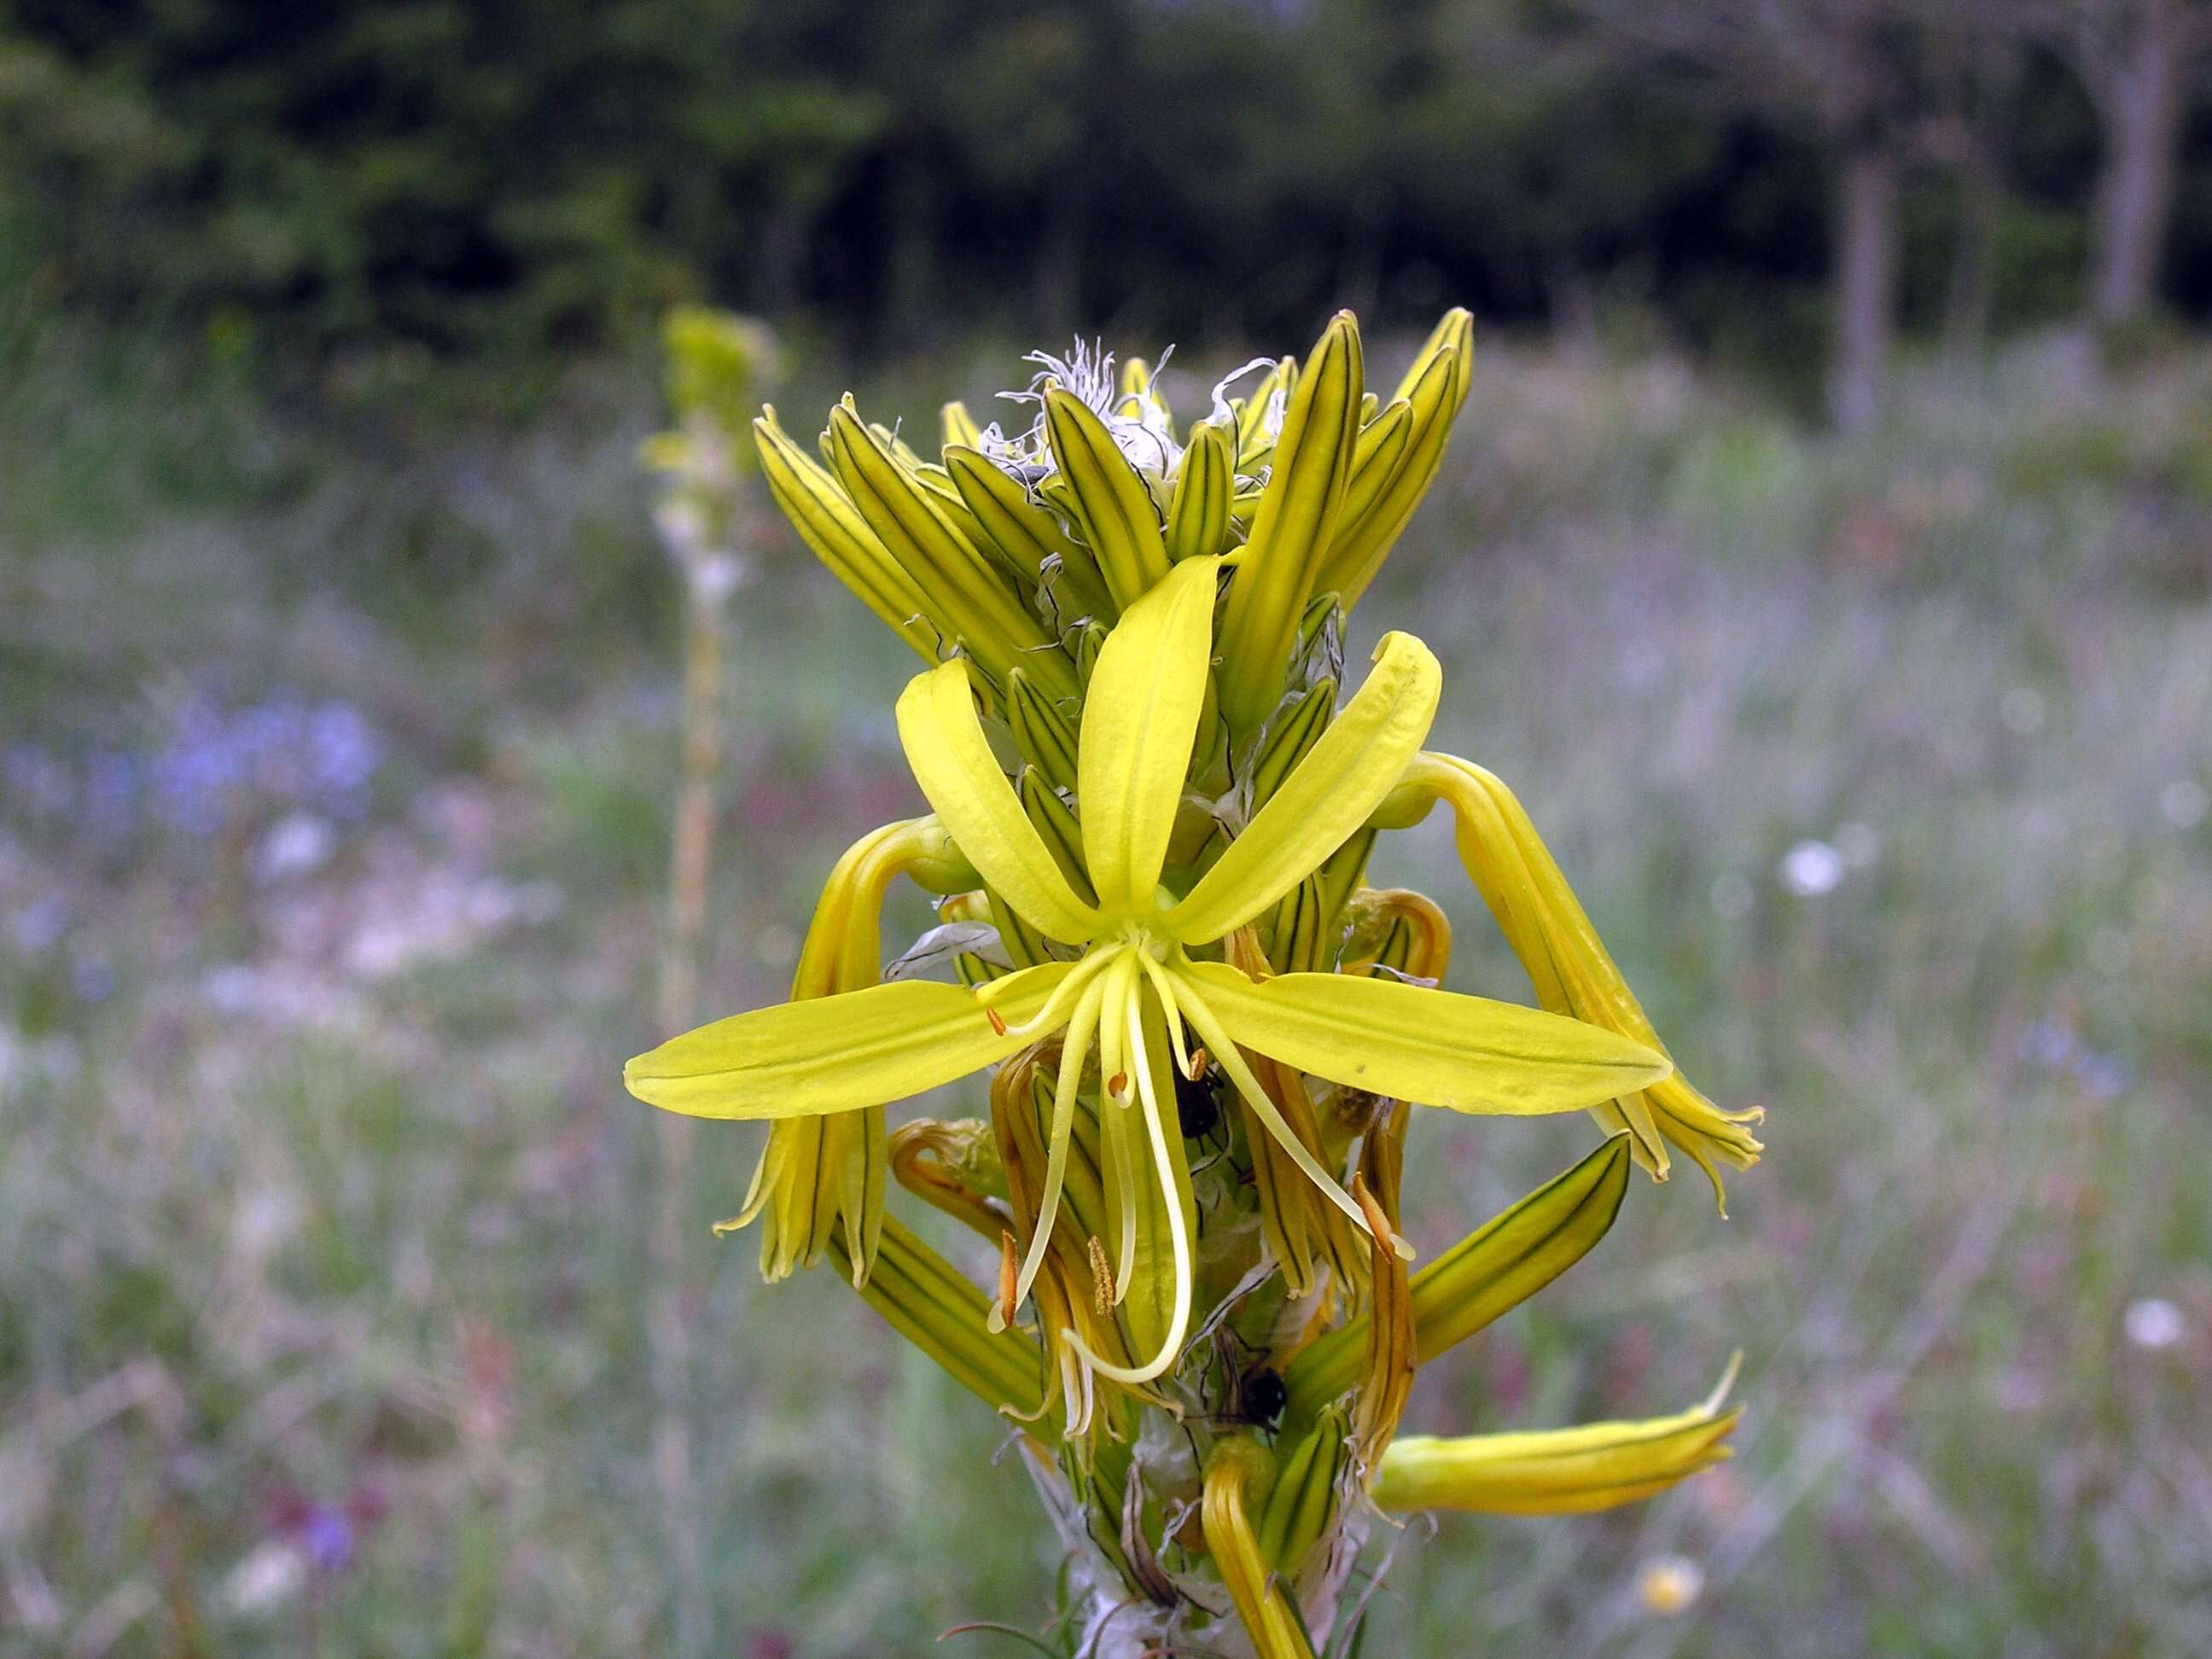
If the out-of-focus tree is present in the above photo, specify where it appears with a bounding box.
[2028,0,2212,323]
[1388,0,1722,348]
[1573,0,1958,431]
[0,0,887,352]
[3,0,2209,376]
[1922,2,2037,361]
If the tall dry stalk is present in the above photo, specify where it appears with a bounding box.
[641,309,777,1656]
[648,568,727,1659]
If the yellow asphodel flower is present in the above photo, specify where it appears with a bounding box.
[627,556,1672,1388]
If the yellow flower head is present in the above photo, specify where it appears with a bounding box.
[627,309,1762,1648]
[628,556,1668,1384]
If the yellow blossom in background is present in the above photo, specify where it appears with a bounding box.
[1639,1555,1708,1617]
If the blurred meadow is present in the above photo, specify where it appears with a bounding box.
[7,3,2212,1656]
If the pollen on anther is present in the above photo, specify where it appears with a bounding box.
[1189,1047,1209,1081]
[1087,1235,1115,1315]
[1107,1070,1128,1099]
[985,1007,1009,1036]
[998,1229,1020,1325]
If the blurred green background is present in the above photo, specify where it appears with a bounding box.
[4,2,2211,1655]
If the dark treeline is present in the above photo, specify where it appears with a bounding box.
[4,0,2209,416]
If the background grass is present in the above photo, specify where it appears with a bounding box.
[3,323,2209,1656]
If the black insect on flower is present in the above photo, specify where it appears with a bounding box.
[1175,1043,1230,1150]
[1236,1365,1289,1430]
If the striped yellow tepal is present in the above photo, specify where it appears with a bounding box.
[1372,1358,1744,1516]
[628,313,1760,1652]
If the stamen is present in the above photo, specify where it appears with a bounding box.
[1010,973,1108,1315]
[1108,1103,1139,1302]
[1094,953,1142,1299]
[997,1229,1020,1329]
[986,1007,1009,1037]
[980,948,1115,1045]
[1135,952,1194,1078]
[1190,1048,1209,1081]
[1062,981,1195,1388]
[1166,965,1415,1260]
[1107,1070,1128,1100]
[1088,1235,1115,1316]
[1063,1353,1093,1440]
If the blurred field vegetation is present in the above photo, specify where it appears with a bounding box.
[6,297,2211,1650]
[6,0,2212,1654]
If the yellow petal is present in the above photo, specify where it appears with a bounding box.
[1333,398,1412,543]
[896,660,1102,945]
[1168,630,1440,944]
[1371,1367,1743,1516]
[1402,751,1765,1206]
[731,817,966,1285]
[940,399,981,451]
[1174,960,1668,1114]
[1165,960,1390,1251]
[1389,306,1475,407]
[1078,556,1222,912]
[1202,1438,1318,1659]
[624,962,1074,1120]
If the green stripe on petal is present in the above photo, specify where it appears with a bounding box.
[1333,398,1412,539]
[1388,306,1475,407]
[1215,312,1365,733]
[1281,1136,1631,1425]
[828,403,1073,699]
[944,445,1115,622]
[1173,960,1668,1114]
[1166,421,1235,564]
[754,408,942,661]
[1371,1365,1741,1516]
[896,660,1102,945]
[830,1214,1047,1417]
[1320,317,1470,608]
[1044,387,1172,610]
[624,962,1075,1120]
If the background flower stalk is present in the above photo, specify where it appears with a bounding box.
[637,309,780,1659]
